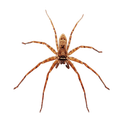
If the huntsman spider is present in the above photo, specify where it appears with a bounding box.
[11,9,110,114]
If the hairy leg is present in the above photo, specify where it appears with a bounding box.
[40,60,58,112]
[67,14,84,51]
[14,56,57,89]
[22,41,57,55]
[69,57,110,90]
[68,60,89,112]
[68,46,102,55]
[45,10,58,51]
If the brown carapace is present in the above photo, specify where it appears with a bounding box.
[14,10,110,112]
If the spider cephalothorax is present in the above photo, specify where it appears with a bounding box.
[58,34,68,65]
[58,33,69,59]
[14,10,110,112]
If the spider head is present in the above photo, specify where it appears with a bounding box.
[58,31,68,49]
[59,31,67,40]
[58,34,68,59]
[58,40,67,60]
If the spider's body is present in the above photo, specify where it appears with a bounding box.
[58,34,73,69]
[14,10,109,112]
[58,34,67,55]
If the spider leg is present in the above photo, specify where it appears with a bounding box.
[22,41,57,55]
[68,60,89,112]
[45,10,59,51]
[14,56,57,89]
[40,60,58,112]
[67,14,84,51]
[69,57,110,90]
[68,46,102,55]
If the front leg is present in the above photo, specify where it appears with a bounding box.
[43,9,58,48]
[68,13,84,45]
[68,46,102,55]
[12,56,56,91]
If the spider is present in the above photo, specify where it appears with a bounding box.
[14,10,110,112]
